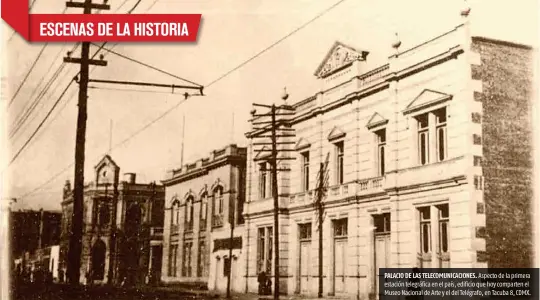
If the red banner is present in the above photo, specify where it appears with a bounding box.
[1,0,201,42]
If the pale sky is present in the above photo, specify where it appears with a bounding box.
[2,0,538,210]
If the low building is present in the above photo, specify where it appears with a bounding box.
[161,144,247,293]
[243,9,533,299]
[60,155,165,286]
[11,209,62,282]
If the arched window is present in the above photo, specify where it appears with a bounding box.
[200,192,208,231]
[212,186,224,228]
[171,198,180,226]
[91,239,106,280]
[185,196,194,231]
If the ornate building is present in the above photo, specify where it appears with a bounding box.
[243,8,533,299]
[60,155,165,286]
[161,144,247,293]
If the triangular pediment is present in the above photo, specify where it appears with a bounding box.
[254,146,271,160]
[404,89,453,115]
[366,112,389,130]
[314,41,369,79]
[94,155,119,185]
[327,126,346,141]
[294,138,311,151]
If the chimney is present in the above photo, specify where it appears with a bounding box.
[123,173,136,184]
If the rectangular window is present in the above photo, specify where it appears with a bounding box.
[168,244,178,277]
[333,218,348,237]
[299,223,312,241]
[197,240,205,277]
[182,242,193,277]
[257,226,273,274]
[419,207,431,254]
[417,114,429,165]
[259,162,267,198]
[302,151,310,191]
[435,108,447,162]
[474,175,484,190]
[438,205,449,254]
[200,196,207,231]
[374,213,391,234]
[335,142,344,184]
[376,129,386,176]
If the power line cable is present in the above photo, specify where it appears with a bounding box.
[8,78,76,166]
[6,0,146,170]
[7,43,50,108]
[14,0,346,202]
[8,1,136,141]
[90,43,202,87]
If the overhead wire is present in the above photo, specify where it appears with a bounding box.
[7,1,143,167]
[8,0,135,141]
[15,0,424,201]
[14,0,349,200]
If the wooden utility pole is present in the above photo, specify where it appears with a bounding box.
[64,0,109,285]
[314,156,329,298]
[250,89,296,300]
[270,104,280,300]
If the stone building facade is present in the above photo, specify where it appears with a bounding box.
[60,155,165,286]
[243,10,533,299]
[161,144,247,293]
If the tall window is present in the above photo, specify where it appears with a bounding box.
[419,207,431,255]
[98,202,110,227]
[200,193,208,231]
[416,114,429,165]
[185,197,194,232]
[212,187,224,228]
[197,240,206,277]
[376,129,386,176]
[335,142,344,185]
[435,108,447,162]
[182,241,193,277]
[259,162,267,198]
[168,244,178,277]
[301,151,310,191]
[438,204,449,267]
[257,226,273,274]
[171,199,180,230]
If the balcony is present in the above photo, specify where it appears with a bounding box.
[289,176,385,207]
[150,227,163,240]
[246,196,290,214]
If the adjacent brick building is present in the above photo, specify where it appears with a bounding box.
[60,155,165,286]
[161,144,247,293]
[243,9,533,299]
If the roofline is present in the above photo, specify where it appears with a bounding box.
[472,36,534,50]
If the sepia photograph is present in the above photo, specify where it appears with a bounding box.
[1,0,538,299]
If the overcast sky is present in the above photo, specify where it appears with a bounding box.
[2,0,538,210]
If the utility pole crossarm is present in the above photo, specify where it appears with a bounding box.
[65,1,110,9]
[64,57,108,66]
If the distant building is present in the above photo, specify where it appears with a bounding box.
[243,10,533,299]
[161,144,247,293]
[11,209,62,281]
[60,155,165,286]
